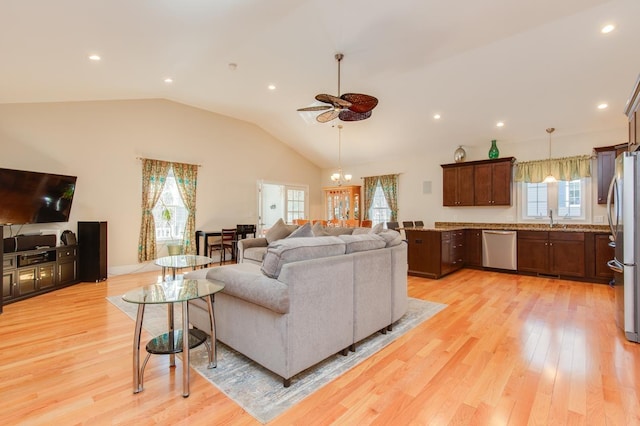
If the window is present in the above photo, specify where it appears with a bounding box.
[369,181,392,226]
[286,188,306,223]
[152,168,188,241]
[521,178,589,221]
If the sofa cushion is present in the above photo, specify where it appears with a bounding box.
[205,263,290,314]
[338,234,386,254]
[325,226,354,236]
[287,222,313,238]
[261,236,346,278]
[265,218,298,244]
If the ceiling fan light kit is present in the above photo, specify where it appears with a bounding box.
[297,53,378,123]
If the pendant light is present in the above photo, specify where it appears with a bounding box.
[543,127,556,183]
[330,124,352,185]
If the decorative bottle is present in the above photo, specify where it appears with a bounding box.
[488,139,499,159]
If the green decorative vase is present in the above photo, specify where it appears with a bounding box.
[488,139,499,159]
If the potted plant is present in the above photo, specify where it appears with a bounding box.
[160,201,183,255]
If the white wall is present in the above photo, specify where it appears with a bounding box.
[325,128,627,227]
[0,99,322,274]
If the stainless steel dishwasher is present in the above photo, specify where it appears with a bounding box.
[482,230,517,270]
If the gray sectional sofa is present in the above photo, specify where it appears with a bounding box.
[185,223,407,387]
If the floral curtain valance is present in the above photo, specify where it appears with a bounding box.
[514,155,592,183]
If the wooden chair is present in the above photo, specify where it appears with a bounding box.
[344,219,359,228]
[386,221,399,230]
[293,219,310,225]
[312,220,327,226]
[414,220,424,228]
[210,228,236,264]
[402,221,414,229]
[328,219,340,227]
[360,219,372,228]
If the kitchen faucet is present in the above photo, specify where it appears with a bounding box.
[549,209,554,228]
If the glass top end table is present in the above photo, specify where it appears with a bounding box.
[123,276,224,397]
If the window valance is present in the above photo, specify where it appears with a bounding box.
[514,155,592,183]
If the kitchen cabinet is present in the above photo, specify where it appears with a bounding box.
[464,229,483,267]
[407,229,464,279]
[625,73,640,150]
[595,145,627,204]
[474,159,513,206]
[517,231,585,278]
[584,232,615,282]
[442,165,474,206]
[442,157,514,207]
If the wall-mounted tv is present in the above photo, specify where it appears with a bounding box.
[0,168,77,225]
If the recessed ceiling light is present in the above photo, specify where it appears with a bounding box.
[433,114,441,120]
[268,84,276,91]
[228,63,237,71]
[496,121,505,127]
[598,103,608,110]
[88,55,101,61]
[164,78,173,84]
[601,24,615,34]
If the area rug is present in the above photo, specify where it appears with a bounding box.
[108,295,446,423]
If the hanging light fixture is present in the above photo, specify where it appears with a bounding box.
[543,127,557,183]
[330,124,352,185]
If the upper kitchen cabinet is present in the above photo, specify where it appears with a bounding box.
[442,164,474,206]
[594,144,626,204]
[442,157,514,207]
[625,73,640,151]
[474,158,514,206]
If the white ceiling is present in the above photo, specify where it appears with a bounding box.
[1,0,639,168]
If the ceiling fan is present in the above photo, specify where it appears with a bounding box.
[297,53,378,123]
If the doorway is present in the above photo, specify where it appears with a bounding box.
[257,181,308,236]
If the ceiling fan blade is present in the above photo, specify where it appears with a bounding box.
[341,93,378,113]
[316,109,340,123]
[316,94,352,108]
[339,109,372,122]
[297,105,332,112]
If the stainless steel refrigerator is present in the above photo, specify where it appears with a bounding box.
[607,151,640,342]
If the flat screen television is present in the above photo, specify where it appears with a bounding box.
[0,168,77,225]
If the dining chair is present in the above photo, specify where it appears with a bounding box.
[328,219,340,227]
[312,219,328,226]
[210,228,236,264]
[386,221,399,230]
[293,219,310,226]
[414,220,424,228]
[344,219,359,228]
[402,221,414,229]
[360,219,372,228]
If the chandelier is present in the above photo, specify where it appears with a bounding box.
[330,124,352,185]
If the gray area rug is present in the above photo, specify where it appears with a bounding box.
[108,295,446,423]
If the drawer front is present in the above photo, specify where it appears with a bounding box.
[549,231,584,242]
[517,231,548,240]
[58,247,77,259]
[3,255,17,270]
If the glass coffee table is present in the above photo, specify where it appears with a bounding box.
[154,254,213,279]
[122,277,225,397]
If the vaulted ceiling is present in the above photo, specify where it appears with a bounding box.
[1,0,639,168]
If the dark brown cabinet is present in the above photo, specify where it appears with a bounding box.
[442,157,514,207]
[474,159,513,206]
[442,164,474,206]
[407,229,464,279]
[585,232,615,282]
[595,145,626,204]
[517,231,585,278]
[625,74,640,149]
[464,229,483,267]
[2,245,79,305]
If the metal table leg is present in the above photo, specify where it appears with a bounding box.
[205,294,217,368]
[182,300,190,397]
[132,305,145,393]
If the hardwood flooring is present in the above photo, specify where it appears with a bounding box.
[1,268,639,425]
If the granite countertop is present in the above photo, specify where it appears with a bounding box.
[402,222,611,233]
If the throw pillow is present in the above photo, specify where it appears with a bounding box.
[370,222,384,234]
[287,222,313,238]
[312,222,329,236]
[265,218,296,244]
[352,227,370,235]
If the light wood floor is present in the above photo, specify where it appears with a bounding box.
[1,268,639,425]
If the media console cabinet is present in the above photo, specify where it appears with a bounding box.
[2,244,79,306]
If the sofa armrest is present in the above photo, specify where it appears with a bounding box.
[237,237,268,263]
